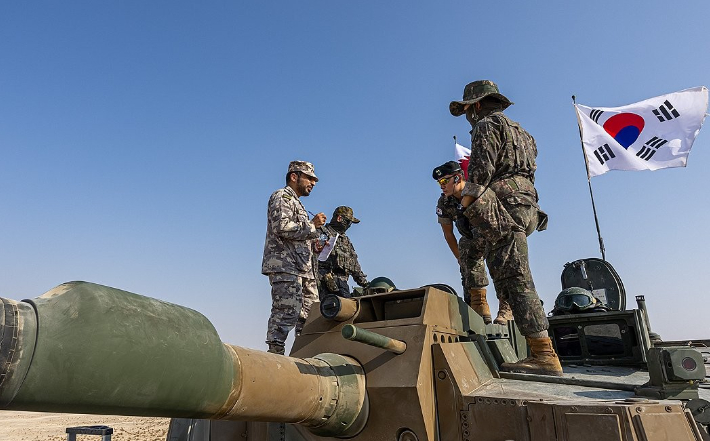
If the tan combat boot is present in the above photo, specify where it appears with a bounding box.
[499,336,563,376]
[493,299,514,325]
[468,288,492,324]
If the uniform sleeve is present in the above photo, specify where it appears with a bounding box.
[462,118,502,200]
[347,240,368,287]
[436,195,453,225]
[268,193,318,240]
[316,227,332,270]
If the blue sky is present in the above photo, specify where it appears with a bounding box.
[1,2,708,349]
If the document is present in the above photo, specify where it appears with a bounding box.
[318,233,338,261]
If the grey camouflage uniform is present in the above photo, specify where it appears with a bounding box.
[316,223,367,298]
[461,110,549,336]
[262,185,319,349]
[436,194,488,302]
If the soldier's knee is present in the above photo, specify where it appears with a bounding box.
[507,291,548,335]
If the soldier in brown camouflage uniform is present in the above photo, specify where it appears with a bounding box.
[262,161,326,355]
[432,161,513,325]
[450,80,562,376]
[316,206,368,299]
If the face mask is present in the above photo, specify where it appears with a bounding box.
[465,105,479,126]
[330,218,352,233]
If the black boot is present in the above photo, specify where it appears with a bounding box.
[267,343,285,355]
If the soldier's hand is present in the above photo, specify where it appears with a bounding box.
[461,195,474,208]
[312,212,327,228]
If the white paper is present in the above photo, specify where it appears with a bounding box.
[591,288,608,305]
[317,233,338,261]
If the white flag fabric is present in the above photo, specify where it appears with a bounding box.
[454,142,471,179]
[574,86,708,177]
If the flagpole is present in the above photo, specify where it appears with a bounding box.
[572,95,606,261]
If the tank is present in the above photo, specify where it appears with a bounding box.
[0,277,708,441]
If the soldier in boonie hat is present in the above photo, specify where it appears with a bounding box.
[448,79,562,376]
[288,160,318,182]
[449,79,513,117]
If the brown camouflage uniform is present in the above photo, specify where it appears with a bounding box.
[316,223,368,298]
[461,111,549,336]
[262,185,319,350]
[436,194,489,302]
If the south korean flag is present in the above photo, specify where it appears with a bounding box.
[574,86,708,177]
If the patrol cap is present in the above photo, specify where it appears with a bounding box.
[449,80,513,117]
[432,161,462,180]
[288,160,318,181]
[333,206,360,223]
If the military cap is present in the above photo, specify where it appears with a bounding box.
[333,206,360,223]
[449,80,513,117]
[288,160,318,181]
[432,161,462,180]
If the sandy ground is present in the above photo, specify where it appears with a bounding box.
[0,411,170,441]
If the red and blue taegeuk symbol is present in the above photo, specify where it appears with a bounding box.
[602,113,645,149]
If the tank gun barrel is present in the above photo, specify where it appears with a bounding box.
[0,282,367,437]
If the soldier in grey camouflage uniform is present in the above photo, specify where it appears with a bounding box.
[262,161,327,355]
[450,80,562,376]
[316,206,368,299]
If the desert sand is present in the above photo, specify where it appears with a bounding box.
[0,411,170,441]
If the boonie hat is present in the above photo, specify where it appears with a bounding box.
[432,161,462,180]
[333,206,360,223]
[288,160,318,181]
[449,80,513,117]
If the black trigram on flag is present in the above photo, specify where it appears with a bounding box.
[593,144,615,165]
[636,136,668,161]
[589,108,604,123]
[652,100,680,122]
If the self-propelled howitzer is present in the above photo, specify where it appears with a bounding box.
[0,282,366,437]
[0,281,707,441]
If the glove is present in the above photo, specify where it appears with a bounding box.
[454,204,473,239]
[322,272,338,293]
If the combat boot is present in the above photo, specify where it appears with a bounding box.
[500,336,563,376]
[493,299,514,325]
[267,343,285,355]
[468,288,492,324]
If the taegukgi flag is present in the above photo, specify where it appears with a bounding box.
[454,142,471,179]
[574,86,708,177]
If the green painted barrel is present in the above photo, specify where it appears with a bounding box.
[2,282,234,417]
[0,282,368,437]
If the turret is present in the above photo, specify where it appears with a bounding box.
[0,281,706,441]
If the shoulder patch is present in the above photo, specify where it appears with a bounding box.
[281,193,292,200]
[436,207,443,216]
